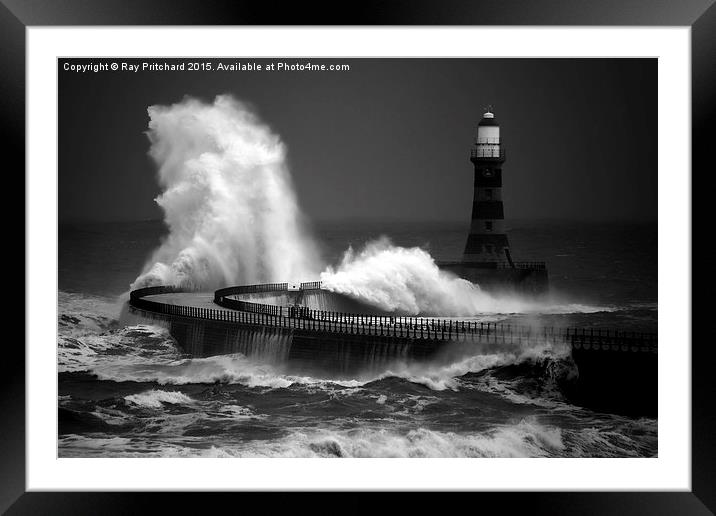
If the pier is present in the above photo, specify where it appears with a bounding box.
[128,282,656,416]
[130,282,656,352]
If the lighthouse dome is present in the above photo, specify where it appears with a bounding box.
[476,107,501,147]
[478,110,499,126]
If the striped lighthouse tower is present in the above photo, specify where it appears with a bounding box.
[462,107,514,267]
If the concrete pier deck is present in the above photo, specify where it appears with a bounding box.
[144,292,225,310]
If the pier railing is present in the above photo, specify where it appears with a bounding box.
[130,283,657,351]
[129,285,186,313]
[214,283,289,302]
[130,285,185,300]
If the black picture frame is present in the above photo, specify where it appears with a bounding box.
[6,0,711,513]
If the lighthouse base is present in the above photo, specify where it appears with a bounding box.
[438,262,549,295]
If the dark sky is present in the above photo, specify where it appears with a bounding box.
[59,58,656,223]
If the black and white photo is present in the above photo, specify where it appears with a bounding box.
[58,57,658,459]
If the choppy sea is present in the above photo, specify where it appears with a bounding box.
[58,219,657,457]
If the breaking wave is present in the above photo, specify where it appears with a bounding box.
[320,237,614,316]
[124,389,195,408]
[57,415,655,458]
[132,95,321,291]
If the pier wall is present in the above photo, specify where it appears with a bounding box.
[127,306,449,376]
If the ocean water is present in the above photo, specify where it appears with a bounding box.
[58,219,657,458]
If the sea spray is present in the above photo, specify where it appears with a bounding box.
[319,237,485,315]
[366,337,574,391]
[132,95,321,290]
[320,237,551,315]
[319,237,616,316]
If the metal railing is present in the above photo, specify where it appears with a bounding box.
[213,283,288,302]
[438,261,547,271]
[498,261,547,270]
[129,285,185,301]
[471,148,505,159]
[129,283,657,351]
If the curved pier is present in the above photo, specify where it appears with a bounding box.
[130,283,657,351]
[128,282,657,415]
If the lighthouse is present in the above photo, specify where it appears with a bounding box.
[462,107,514,266]
[438,106,548,293]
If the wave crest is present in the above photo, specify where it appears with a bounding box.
[321,237,614,316]
[124,389,195,408]
[132,95,321,290]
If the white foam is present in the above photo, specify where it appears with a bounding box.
[58,324,180,373]
[75,328,572,395]
[57,418,566,458]
[124,389,195,408]
[366,338,572,392]
[90,352,363,389]
[320,238,614,316]
[57,291,124,336]
[132,95,321,290]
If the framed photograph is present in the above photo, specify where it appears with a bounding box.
[8,0,711,512]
